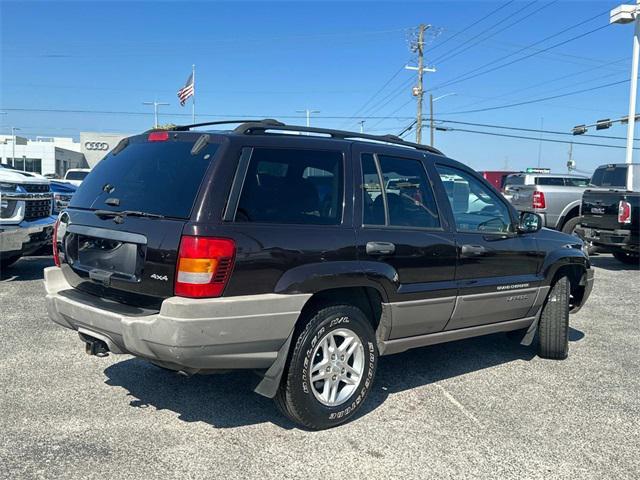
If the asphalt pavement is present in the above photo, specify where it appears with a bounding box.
[1,254,638,479]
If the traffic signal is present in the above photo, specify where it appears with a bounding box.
[572,125,587,135]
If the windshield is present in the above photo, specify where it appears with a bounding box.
[70,138,219,219]
[65,171,89,181]
[590,166,627,187]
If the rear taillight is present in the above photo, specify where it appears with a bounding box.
[618,200,632,224]
[532,191,546,209]
[52,216,61,267]
[175,236,236,298]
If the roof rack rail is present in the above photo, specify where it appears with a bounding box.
[233,121,443,155]
[171,119,284,132]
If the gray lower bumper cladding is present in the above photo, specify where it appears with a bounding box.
[44,267,311,382]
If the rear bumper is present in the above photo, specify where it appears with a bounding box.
[576,226,639,253]
[0,216,55,256]
[44,266,310,372]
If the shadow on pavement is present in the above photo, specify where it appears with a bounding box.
[589,254,639,271]
[0,255,53,282]
[103,330,560,430]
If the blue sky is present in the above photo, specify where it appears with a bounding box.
[0,0,636,173]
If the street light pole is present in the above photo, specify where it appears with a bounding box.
[143,101,170,129]
[296,109,320,128]
[611,0,640,190]
[429,92,456,147]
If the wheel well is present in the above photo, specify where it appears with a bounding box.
[298,286,383,331]
[553,264,586,310]
[559,206,580,230]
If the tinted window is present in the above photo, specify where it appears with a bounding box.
[535,177,565,186]
[504,175,524,186]
[236,148,343,225]
[65,171,89,181]
[361,154,440,228]
[590,166,627,187]
[437,165,512,234]
[565,177,589,187]
[70,139,218,219]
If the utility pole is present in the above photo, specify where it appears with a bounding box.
[359,120,365,133]
[537,117,544,168]
[406,24,436,144]
[296,109,321,128]
[567,142,575,172]
[143,100,170,129]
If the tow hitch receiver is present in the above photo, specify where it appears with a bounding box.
[79,333,110,357]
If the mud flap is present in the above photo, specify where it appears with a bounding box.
[520,310,543,346]
[253,331,294,398]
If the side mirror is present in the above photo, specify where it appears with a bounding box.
[518,212,542,233]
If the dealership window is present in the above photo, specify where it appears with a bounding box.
[10,157,42,173]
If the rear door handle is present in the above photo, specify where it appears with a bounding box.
[366,241,396,256]
[460,244,486,257]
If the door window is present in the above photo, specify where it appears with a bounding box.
[436,165,512,234]
[361,154,440,229]
[236,148,343,225]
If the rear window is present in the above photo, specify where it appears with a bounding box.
[235,147,343,225]
[504,175,524,186]
[70,138,218,219]
[565,177,589,187]
[535,177,565,186]
[65,171,89,181]
[590,166,627,187]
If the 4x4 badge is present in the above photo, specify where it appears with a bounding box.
[150,274,168,282]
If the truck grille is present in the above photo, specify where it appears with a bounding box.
[23,184,50,193]
[24,199,52,220]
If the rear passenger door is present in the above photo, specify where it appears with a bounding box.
[218,140,358,297]
[354,145,457,339]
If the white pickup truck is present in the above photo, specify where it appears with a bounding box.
[0,165,55,269]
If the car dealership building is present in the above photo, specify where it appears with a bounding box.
[0,131,129,177]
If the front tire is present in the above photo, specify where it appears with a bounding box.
[275,304,378,430]
[613,251,640,266]
[538,276,570,360]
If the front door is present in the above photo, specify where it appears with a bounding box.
[434,164,541,330]
[354,147,457,339]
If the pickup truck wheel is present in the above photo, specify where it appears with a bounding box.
[538,276,570,360]
[0,255,22,270]
[275,304,378,430]
[612,251,640,266]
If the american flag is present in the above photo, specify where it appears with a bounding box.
[177,72,194,106]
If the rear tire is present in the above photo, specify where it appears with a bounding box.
[538,276,570,360]
[275,304,378,430]
[613,251,640,266]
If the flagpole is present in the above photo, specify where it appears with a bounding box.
[192,64,196,123]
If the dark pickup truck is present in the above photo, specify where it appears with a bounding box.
[577,163,640,265]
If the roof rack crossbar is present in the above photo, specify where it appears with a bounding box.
[233,122,443,155]
[172,119,284,132]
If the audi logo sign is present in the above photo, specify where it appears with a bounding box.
[84,141,110,151]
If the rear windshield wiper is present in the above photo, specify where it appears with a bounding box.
[94,209,165,220]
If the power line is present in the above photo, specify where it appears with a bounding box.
[436,6,607,77]
[434,1,559,66]
[432,23,611,92]
[440,78,631,115]
[431,118,635,141]
[428,1,517,54]
[436,127,639,150]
